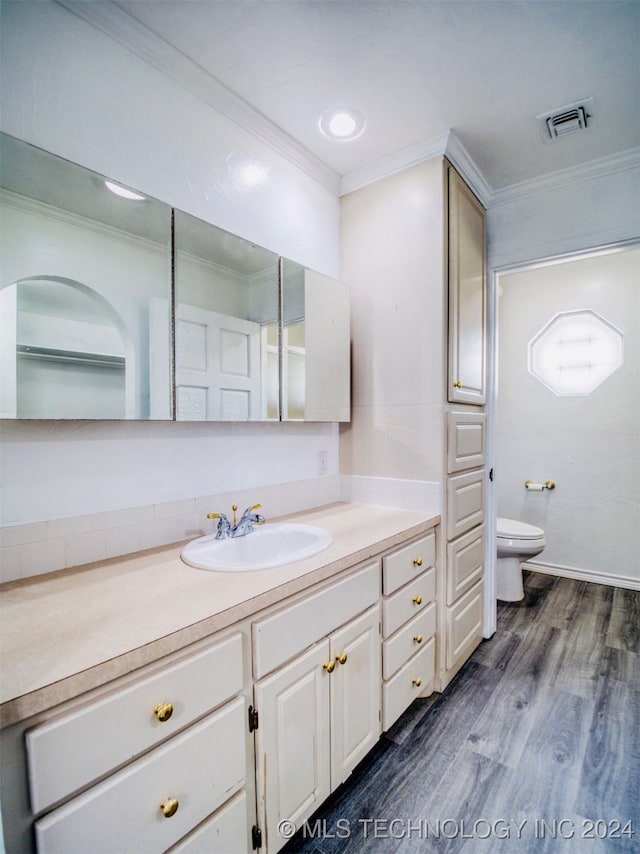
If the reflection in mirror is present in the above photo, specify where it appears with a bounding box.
[0,133,173,419]
[173,210,280,421]
[282,260,350,421]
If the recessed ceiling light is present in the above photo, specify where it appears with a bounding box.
[104,180,146,200]
[319,107,366,141]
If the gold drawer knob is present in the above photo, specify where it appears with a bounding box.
[413,595,423,605]
[323,660,336,674]
[336,652,348,665]
[154,702,174,723]
[413,635,423,644]
[454,380,463,388]
[160,797,179,818]
[412,678,422,688]
[413,557,423,567]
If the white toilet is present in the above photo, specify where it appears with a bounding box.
[496,517,546,601]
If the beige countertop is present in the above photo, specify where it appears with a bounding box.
[0,502,439,727]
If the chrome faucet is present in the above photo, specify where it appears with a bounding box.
[232,504,266,538]
[207,503,265,539]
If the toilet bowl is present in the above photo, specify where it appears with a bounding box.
[496,517,546,601]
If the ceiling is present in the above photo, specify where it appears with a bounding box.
[107,0,640,195]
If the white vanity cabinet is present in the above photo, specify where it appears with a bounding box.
[25,629,254,854]
[381,532,437,729]
[0,511,443,854]
[252,561,381,853]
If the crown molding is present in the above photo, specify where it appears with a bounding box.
[53,2,639,211]
[0,188,166,253]
[55,0,341,195]
[489,148,640,207]
[340,130,492,207]
[339,132,450,196]
[443,133,493,207]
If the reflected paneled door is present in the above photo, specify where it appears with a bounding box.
[176,304,261,421]
[173,209,279,422]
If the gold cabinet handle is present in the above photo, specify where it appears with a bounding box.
[412,678,422,688]
[336,652,348,665]
[323,660,336,674]
[160,797,179,818]
[154,702,174,723]
[454,380,463,388]
[413,557,423,567]
[413,635,423,644]
[413,595,423,605]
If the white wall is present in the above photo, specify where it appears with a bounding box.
[496,246,640,586]
[0,1,340,273]
[1,193,171,417]
[0,0,341,531]
[339,159,446,483]
[487,159,640,270]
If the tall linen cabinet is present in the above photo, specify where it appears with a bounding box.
[340,156,488,691]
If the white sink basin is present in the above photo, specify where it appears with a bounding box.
[181,523,333,572]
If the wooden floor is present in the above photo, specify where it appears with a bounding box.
[282,572,639,853]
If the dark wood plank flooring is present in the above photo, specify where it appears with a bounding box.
[282,572,639,853]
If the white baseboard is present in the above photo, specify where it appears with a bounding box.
[525,560,640,592]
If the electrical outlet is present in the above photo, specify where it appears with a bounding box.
[317,450,328,475]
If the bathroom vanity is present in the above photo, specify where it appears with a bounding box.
[0,503,443,853]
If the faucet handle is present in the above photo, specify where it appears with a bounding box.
[239,503,265,525]
[207,512,231,538]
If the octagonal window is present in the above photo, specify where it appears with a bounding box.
[528,309,623,396]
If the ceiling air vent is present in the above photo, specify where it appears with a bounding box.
[538,98,594,141]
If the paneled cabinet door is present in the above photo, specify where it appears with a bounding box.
[329,605,381,791]
[447,164,487,404]
[254,642,331,854]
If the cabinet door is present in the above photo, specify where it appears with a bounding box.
[329,605,381,790]
[446,469,485,541]
[254,642,331,853]
[446,580,484,671]
[447,165,487,404]
[447,410,486,474]
[446,525,485,605]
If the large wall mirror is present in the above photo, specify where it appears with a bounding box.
[0,133,173,419]
[282,259,350,421]
[0,135,350,422]
[173,210,280,421]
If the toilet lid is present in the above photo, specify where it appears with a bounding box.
[497,517,544,540]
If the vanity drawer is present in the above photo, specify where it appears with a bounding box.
[253,561,379,679]
[382,531,436,595]
[35,697,247,854]
[27,632,244,814]
[447,525,484,605]
[382,638,435,730]
[382,602,436,680]
[382,568,435,638]
[169,790,251,853]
